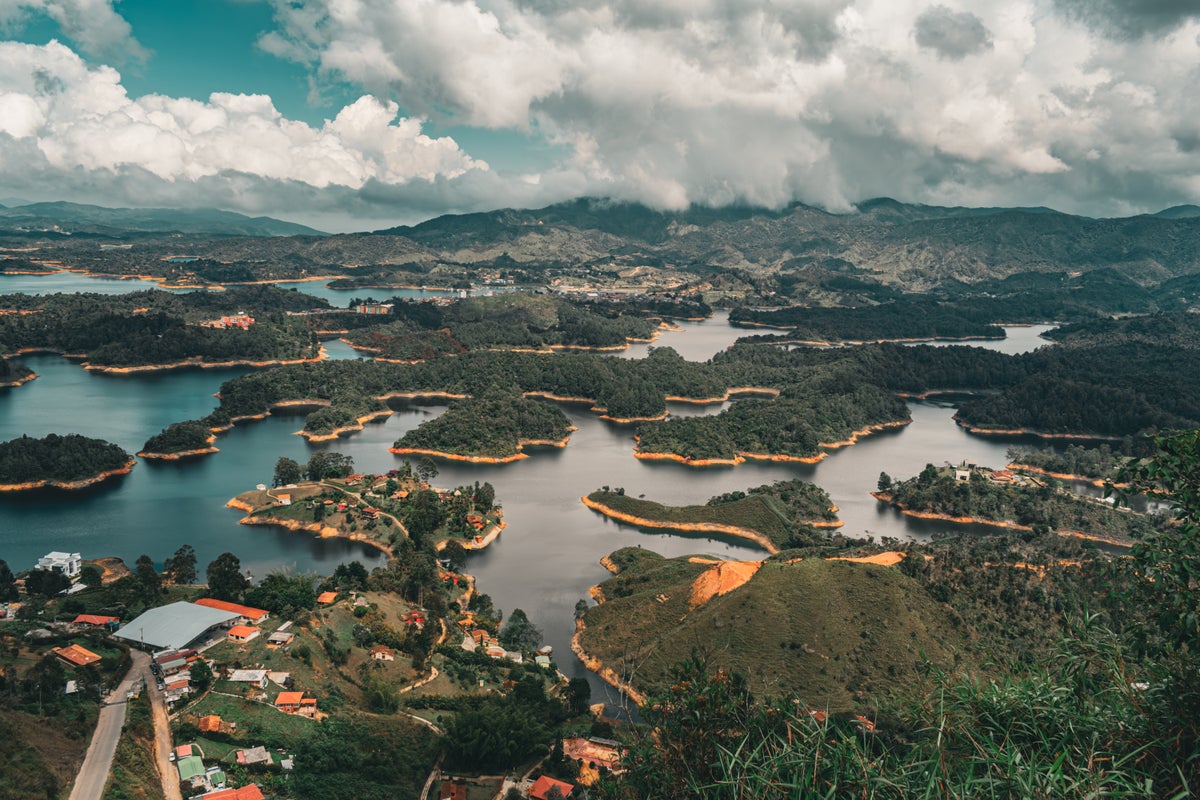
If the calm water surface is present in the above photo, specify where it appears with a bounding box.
[0,286,1056,705]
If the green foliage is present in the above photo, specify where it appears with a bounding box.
[139,420,212,455]
[164,544,197,585]
[305,452,354,481]
[442,695,553,773]
[290,717,438,800]
[189,660,213,691]
[394,391,572,458]
[24,568,71,597]
[499,608,543,652]
[244,570,318,616]
[0,433,130,485]
[78,563,103,588]
[0,560,19,601]
[205,552,248,602]
[274,456,303,486]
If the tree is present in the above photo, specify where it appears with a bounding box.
[442,540,468,571]
[164,544,197,585]
[305,451,354,481]
[877,471,893,492]
[189,659,213,690]
[566,677,592,716]
[475,481,496,512]
[79,563,104,588]
[574,599,589,619]
[206,552,249,601]
[274,456,303,487]
[416,457,439,483]
[135,555,161,601]
[25,568,71,598]
[499,608,543,652]
[0,560,17,601]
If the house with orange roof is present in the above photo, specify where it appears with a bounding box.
[53,644,102,667]
[274,692,317,716]
[317,591,338,605]
[370,645,396,661]
[199,786,264,800]
[226,625,260,643]
[528,775,575,800]
[72,614,119,627]
[194,598,270,624]
[198,715,223,733]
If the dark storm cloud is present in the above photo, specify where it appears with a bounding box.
[1055,0,1200,39]
[913,6,994,59]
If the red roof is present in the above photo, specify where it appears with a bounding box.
[440,781,467,800]
[317,591,338,604]
[227,625,259,639]
[54,644,102,667]
[200,787,264,800]
[195,598,269,621]
[275,691,304,706]
[529,776,575,800]
[198,715,222,732]
[72,614,118,626]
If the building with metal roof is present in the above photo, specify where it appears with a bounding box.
[113,602,240,650]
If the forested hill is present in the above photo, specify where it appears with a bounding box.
[0,202,324,237]
[0,434,132,486]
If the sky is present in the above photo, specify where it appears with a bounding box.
[0,0,1198,232]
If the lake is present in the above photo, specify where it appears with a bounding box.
[0,282,1061,706]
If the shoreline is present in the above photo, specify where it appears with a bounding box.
[82,346,328,375]
[388,435,572,464]
[0,457,135,492]
[663,387,780,404]
[571,616,648,707]
[871,492,1133,547]
[138,434,219,461]
[226,499,395,557]
[1006,462,1124,488]
[0,371,38,388]
[581,495,781,553]
[954,419,1125,442]
[634,419,911,467]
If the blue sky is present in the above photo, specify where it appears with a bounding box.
[0,0,1198,231]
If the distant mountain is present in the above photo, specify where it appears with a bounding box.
[1154,205,1200,219]
[0,201,325,237]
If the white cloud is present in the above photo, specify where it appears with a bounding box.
[252,0,1200,217]
[0,0,147,61]
[0,40,486,204]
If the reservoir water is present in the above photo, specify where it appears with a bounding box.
[0,279,1060,705]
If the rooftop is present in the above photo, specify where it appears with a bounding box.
[114,602,241,650]
[194,598,269,621]
[54,643,102,667]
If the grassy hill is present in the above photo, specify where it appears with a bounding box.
[578,549,966,710]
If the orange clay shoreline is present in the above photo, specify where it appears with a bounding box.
[571,616,648,707]
[0,371,38,388]
[225,498,394,557]
[871,491,1132,547]
[0,457,135,492]
[137,433,220,460]
[954,419,1124,442]
[634,419,911,467]
[582,495,780,553]
[1006,463,1128,489]
[82,346,328,374]
[389,434,574,464]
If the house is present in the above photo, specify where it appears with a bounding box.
[356,302,394,315]
[528,775,575,800]
[954,469,971,482]
[403,610,425,629]
[267,630,294,648]
[316,591,338,605]
[535,655,552,668]
[226,625,260,643]
[563,737,625,771]
[115,602,241,651]
[165,677,191,695]
[228,669,269,689]
[194,598,270,624]
[198,715,223,733]
[200,787,264,800]
[439,779,468,800]
[370,645,396,661]
[72,614,119,627]
[275,692,317,716]
[37,551,81,578]
[235,746,272,766]
[274,493,292,506]
[176,754,207,787]
[53,644,102,667]
[989,470,1015,484]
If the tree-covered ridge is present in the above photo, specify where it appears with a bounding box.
[730,298,1003,342]
[0,287,325,367]
[878,465,1158,543]
[586,478,841,551]
[1006,443,1141,482]
[393,393,573,458]
[140,420,215,455]
[340,293,662,358]
[0,433,132,485]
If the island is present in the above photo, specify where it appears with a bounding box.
[0,433,134,491]
[391,393,575,462]
[582,479,843,553]
[873,464,1158,546]
[0,357,36,387]
[138,420,219,459]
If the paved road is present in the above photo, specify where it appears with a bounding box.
[68,651,147,800]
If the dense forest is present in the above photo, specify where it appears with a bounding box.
[730,298,1003,341]
[0,358,34,385]
[0,433,132,485]
[586,478,843,551]
[877,465,1158,543]
[139,420,215,455]
[392,392,574,458]
[0,287,325,367]
[1006,442,1143,481]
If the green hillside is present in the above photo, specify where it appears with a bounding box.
[579,550,965,710]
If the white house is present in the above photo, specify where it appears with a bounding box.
[37,552,82,578]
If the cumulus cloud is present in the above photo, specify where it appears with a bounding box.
[913,6,993,59]
[0,40,485,210]
[1054,0,1200,40]
[0,0,147,62]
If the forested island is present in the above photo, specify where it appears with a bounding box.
[583,480,842,553]
[874,465,1158,545]
[0,433,134,490]
[730,298,1004,343]
[0,357,35,387]
[138,420,219,459]
[391,392,574,462]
